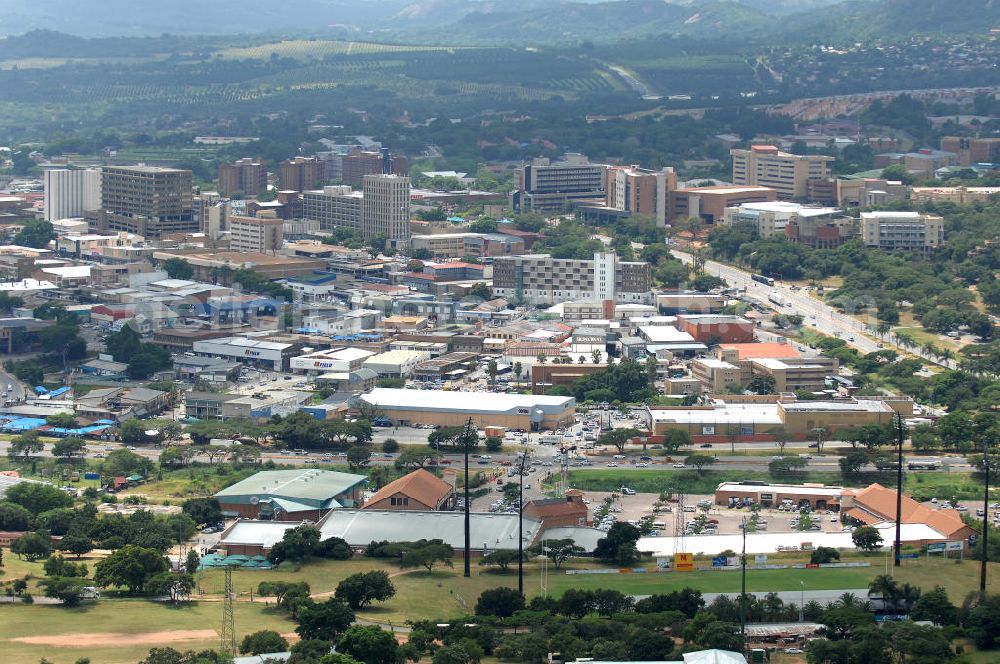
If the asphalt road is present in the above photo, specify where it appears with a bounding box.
[671,249,955,368]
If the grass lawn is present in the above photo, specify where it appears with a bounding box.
[4,554,1000,662]
[893,326,962,352]
[0,599,295,664]
[567,468,854,494]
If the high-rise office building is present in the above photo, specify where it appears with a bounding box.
[605,165,675,226]
[218,158,268,195]
[94,166,196,239]
[229,213,284,253]
[730,145,833,200]
[279,157,328,192]
[43,168,101,221]
[510,154,607,213]
[362,174,411,245]
[302,185,364,232]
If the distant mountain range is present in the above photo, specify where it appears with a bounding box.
[1,0,998,41]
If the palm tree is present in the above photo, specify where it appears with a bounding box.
[838,592,861,608]
[897,583,921,613]
[592,349,603,364]
[869,574,901,612]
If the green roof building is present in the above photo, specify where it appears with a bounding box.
[215,469,367,521]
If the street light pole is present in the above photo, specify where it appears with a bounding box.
[462,418,473,578]
[982,448,990,593]
[740,517,747,646]
[518,448,529,595]
[799,581,804,622]
[894,414,905,568]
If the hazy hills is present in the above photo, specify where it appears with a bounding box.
[1,0,998,42]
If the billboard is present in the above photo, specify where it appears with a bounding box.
[674,553,695,572]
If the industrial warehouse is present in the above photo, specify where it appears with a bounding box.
[358,387,576,429]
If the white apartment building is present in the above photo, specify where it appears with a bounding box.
[43,168,101,222]
[730,145,833,200]
[362,174,411,245]
[860,211,944,251]
[229,214,284,253]
[303,185,364,232]
[492,251,652,306]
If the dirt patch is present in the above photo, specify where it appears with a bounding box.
[12,629,218,647]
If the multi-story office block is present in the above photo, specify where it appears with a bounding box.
[409,232,525,259]
[229,213,284,254]
[342,148,408,186]
[303,185,364,232]
[730,145,833,200]
[218,158,268,195]
[510,154,607,213]
[279,157,328,192]
[723,201,853,248]
[94,166,196,239]
[941,136,1000,166]
[362,175,410,246]
[43,168,101,221]
[860,211,944,252]
[492,252,651,306]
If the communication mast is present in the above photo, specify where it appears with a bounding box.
[220,566,236,656]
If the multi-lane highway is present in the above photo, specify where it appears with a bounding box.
[671,249,955,368]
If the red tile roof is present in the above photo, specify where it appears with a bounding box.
[363,469,454,510]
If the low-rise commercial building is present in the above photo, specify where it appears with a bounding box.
[714,481,844,510]
[656,292,726,315]
[358,387,576,429]
[668,185,777,225]
[362,349,431,378]
[409,232,525,259]
[690,358,742,393]
[362,469,455,512]
[192,336,301,371]
[215,469,367,521]
[910,186,1000,205]
[676,315,755,344]
[412,352,479,382]
[522,491,589,529]
[644,397,901,438]
[290,347,375,375]
[185,390,309,421]
[723,201,853,248]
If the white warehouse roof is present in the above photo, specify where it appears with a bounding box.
[360,387,575,414]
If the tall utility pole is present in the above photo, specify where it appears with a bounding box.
[518,448,530,594]
[894,414,905,567]
[740,517,747,646]
[982,448,991,592]
[220,566,236,657]
[462,418,474,578]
